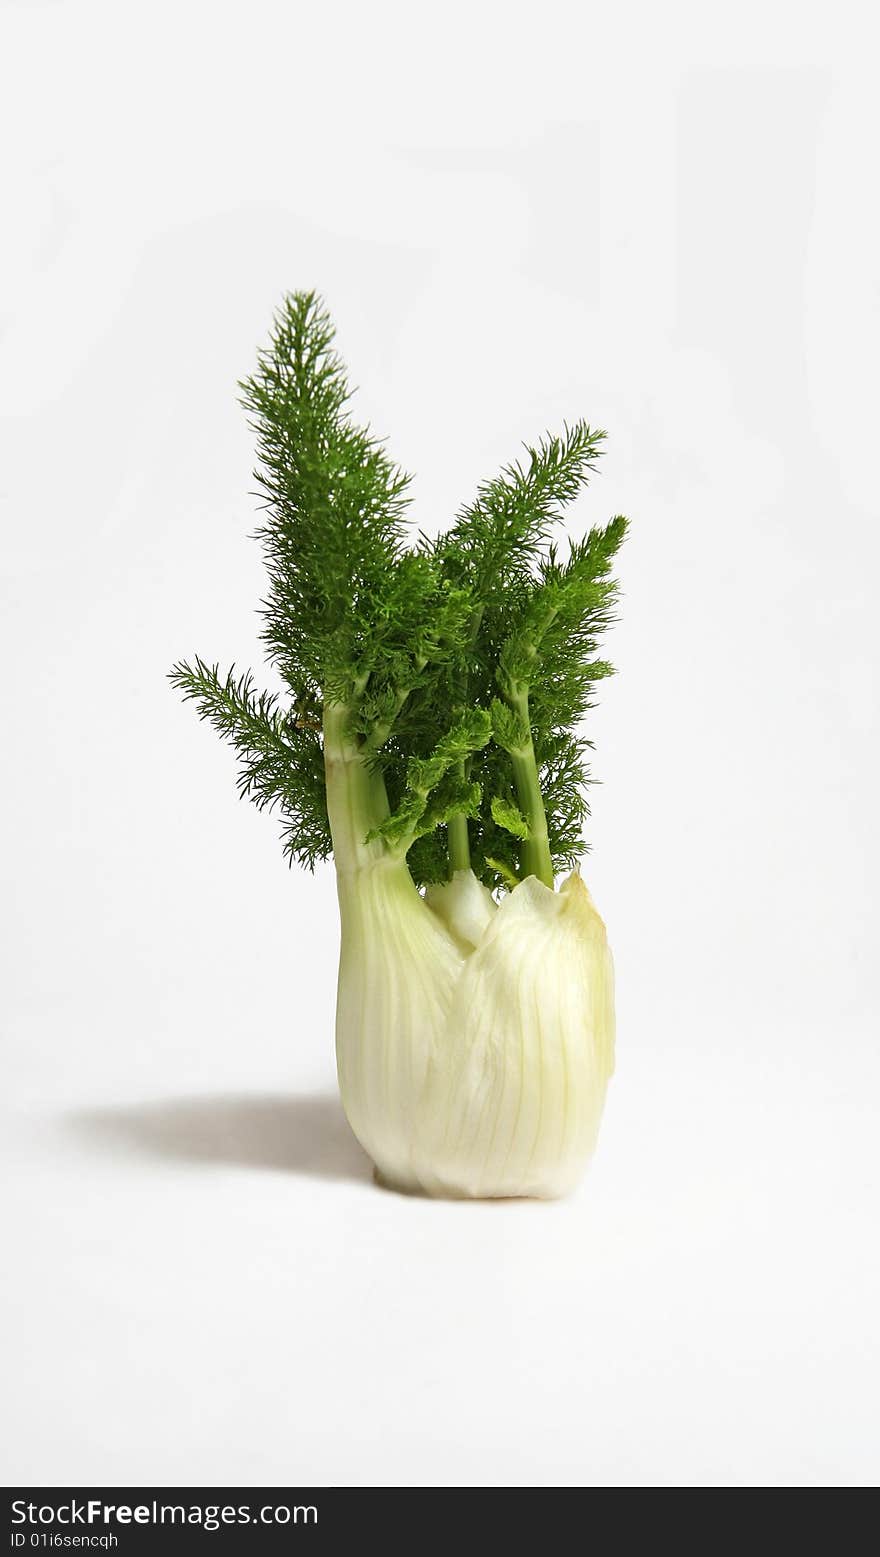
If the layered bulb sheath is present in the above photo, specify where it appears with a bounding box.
[334,860,462,1193]
[333,859,615,1199]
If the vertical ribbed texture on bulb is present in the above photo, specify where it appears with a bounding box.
[335,866,614,1200]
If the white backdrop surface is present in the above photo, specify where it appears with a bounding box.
[1,0,878,1488]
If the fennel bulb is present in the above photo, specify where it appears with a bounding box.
[173,292,627,1200]
[331,835,614,1200]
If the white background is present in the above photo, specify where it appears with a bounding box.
[2,0,878,1489]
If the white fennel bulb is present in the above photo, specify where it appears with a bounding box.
[417,871,615,1198]
[334,860,615,1198]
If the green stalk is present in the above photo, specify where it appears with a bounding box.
[509,692,554,888]
[322,702,390,875]
[447,789,471,875]
[444,605,485,879]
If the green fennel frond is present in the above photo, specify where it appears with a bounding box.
[437,421,606,597]
[172,291,628,889]
[490,795,530,841]
[169,658,331,869]
[368,708,491,851]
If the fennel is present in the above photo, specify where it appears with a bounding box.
[171,292,627,1198]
